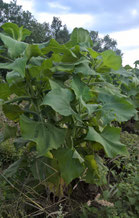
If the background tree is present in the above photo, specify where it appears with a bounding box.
[51,17,70,44]
[51,16,62,39]
[90,30,122,56]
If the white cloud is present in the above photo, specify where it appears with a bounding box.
[17,0,35,12]
[48,1,70,12]
[122,48,139,66]
[3,0,35,13]
[109,28,139,66]
[110,28,139,49]
[3,0,11,3]
[131,9,138,16]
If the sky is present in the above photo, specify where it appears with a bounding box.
[3,0,139,66]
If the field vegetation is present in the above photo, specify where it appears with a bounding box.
[0,22,139,218]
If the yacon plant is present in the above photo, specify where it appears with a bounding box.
[0,23,137,193]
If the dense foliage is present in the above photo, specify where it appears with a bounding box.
[0,23,138,217]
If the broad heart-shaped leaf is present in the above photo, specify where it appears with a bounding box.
[85,126,128,158]
[53,148,84,184]
[0,57,27,78]
[101,50,122,70]
[20,115,66,154]
[0,33,27,58]
[66,27,93,48]
[1,23,31,41]
[41,88,75,116]
[0,83,11,100]
[98,91,137,124]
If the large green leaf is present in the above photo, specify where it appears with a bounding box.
[66,28,93,48]
[42,88,75,116]
[53,148,84,184]
[20,115,66,154]
[1,23,31,41]
[85,126,128,158]
[0,33,27,58]
[101,50,122,70]
[98,91,137,124]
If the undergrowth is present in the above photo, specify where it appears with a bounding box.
[0,131,138,218]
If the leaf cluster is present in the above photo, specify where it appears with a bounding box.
[0,23,138,193]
